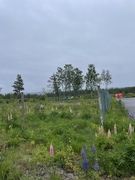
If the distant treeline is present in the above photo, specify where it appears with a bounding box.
[109,86,135,95]
[1,86,135,101]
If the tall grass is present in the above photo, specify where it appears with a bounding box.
[0,97,135,179]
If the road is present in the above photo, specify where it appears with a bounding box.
[121,98,135,117]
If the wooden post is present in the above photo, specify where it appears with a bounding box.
[21,93,25,130]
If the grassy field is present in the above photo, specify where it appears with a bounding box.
[0,97,135,179]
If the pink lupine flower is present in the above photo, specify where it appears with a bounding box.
[50,144,54,156]
[107,129,111,138]
[98,126,104,134]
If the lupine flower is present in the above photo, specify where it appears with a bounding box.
[107,129,111,138]
[81,148,86,160]
[85,145,88,152]
[98,126,104,134]
[92,144,96,154]
[82,158,89,171]
[50,144,54,156]
[94,160,100,171]
[129,123,134,134]
[8,114,12,121]
[114,124,117,135]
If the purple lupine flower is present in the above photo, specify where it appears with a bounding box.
[82,158,89,171]
[81,148,86,160]
[85,145,88,152]
[94,160,100,171]
[92,144,96,154]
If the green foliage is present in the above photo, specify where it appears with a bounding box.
[60,111,72,119]
[0,150,22,180]
[32,145,52,165]
[109,86,135,96]
[48,64,89,97]
[54,138,80,173]
[0,161,21,180]
[101,69,112,89]
[94,120,135,177]
[81,113,91,119]
[12,74,24,95]
[48,73,61,100]
[48,173,63,180]
[85,64,99,93]
[50,111,59,117]
[72,68,84,93]
[0,97,135,179]
[38,111,47,120]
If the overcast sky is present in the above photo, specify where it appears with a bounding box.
[0,0,135,94]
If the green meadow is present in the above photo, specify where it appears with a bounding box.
[0,96,135,179]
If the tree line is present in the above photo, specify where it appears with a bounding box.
[6,64,135,100]
[0,64,112,100]
[109,86,135,96]
[48,64,112,99]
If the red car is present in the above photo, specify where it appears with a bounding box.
[115,93,123,98]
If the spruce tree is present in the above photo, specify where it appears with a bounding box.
[12,74,24,95]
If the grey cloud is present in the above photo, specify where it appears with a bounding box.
[0,0,135,93]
